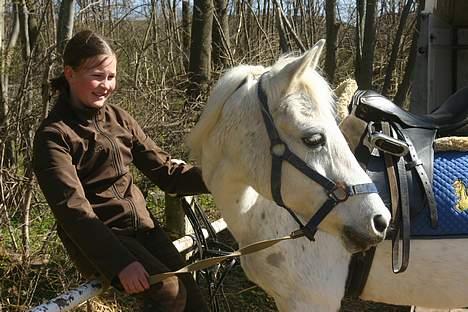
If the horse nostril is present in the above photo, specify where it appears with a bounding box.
[373,214,388,233]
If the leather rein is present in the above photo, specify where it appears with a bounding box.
[256,73,379,240]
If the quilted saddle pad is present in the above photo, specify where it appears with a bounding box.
[411,152,468,238]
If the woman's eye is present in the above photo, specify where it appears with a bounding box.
[302,133,325,148]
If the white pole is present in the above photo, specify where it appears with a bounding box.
[29,218,227,312]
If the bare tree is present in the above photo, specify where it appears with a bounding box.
[1,3,20,168]
[395,0,424,107]
[276,7,290,53]
[182,0,191,72]
[325,0,339,84]
[212,0,230,68]
[57,0,76,55]
[188,0,213,101]
[0,0,3,55]
[382,0,414,97]
[355,0,377,89]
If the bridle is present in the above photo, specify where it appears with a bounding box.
[257,73,379,241]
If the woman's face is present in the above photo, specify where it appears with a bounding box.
[64,54,117,109]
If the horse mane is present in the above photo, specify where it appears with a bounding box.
[187,64,266,161]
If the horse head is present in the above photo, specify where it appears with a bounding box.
[187,40,390,253]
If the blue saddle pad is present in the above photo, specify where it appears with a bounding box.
[411,152,468,238]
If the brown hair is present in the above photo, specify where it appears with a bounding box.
[50,30,115,96]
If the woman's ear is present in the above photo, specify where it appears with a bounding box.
[64,66,74,81]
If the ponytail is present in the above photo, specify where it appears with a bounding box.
[50,73,69,98]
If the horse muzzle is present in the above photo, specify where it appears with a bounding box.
[341,215,388,253]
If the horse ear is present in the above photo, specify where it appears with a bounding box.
[308,39,325,70]
[273,39,326,86]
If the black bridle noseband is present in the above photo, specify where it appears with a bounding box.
[257,74,379,241]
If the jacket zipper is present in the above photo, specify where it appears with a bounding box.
[94,115,139,231]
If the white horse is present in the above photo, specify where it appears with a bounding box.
[187,40,392,311]
[188,40,468,311]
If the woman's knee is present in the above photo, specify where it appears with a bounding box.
[144,276,187,312]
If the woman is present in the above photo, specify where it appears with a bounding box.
[33,30,209,311]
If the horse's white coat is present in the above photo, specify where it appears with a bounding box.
[187,42,398,312]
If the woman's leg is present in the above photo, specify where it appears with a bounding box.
[138,226,209,312]
[116,233,187,312]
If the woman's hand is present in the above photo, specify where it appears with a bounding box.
[118,261,150,294]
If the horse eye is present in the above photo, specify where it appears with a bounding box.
[302,133,325,148]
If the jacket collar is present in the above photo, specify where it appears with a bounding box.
[55,95,105,124]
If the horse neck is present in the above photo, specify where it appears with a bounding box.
[208,163,296,243]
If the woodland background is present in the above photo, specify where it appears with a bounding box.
[0,0,421,310]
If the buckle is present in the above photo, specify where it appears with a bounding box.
[367,122,409,157]
[328,182,350,203]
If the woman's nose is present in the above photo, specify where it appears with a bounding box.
[99,79,111,89]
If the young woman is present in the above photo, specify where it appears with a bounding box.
[33,30,209,312]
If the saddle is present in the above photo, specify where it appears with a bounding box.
[344,88,468,297]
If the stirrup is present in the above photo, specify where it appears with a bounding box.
[366,122,409,157]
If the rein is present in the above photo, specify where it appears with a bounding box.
[256,73,379,240]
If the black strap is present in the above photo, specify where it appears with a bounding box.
[345,247,376,298]
[392,156,410,273]
[393,123,438,228]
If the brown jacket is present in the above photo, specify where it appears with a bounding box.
[33,99,208,282]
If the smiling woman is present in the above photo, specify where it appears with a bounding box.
[64,54,117,109]
[33,30,210,312]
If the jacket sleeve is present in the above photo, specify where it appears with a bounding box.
[128,114,209,195]
[33,126,137,282]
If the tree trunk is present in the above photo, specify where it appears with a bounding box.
[182,0,191,72]
[188,0,213,101]
[212,0,230,69]
[0,3,19,168]
[325,0,339,84]
[18,0,32,260]
[273,0,305,52]
[57,0,76,55]
[0,0,3,54]
[395,0,424,107]
[382,0,413,97]
[355,0,377,90]
[276,7,289,53]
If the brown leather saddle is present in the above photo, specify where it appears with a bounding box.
[344,87,468,297]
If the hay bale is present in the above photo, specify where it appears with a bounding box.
[334,78,358,123]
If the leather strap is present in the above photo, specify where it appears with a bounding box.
[147,230,306,285]
[392,156,410,273]
[345,247,376,298]
[381,122,400,222]
[393,124,438,228]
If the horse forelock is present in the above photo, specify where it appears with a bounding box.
[186,64,266,161]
